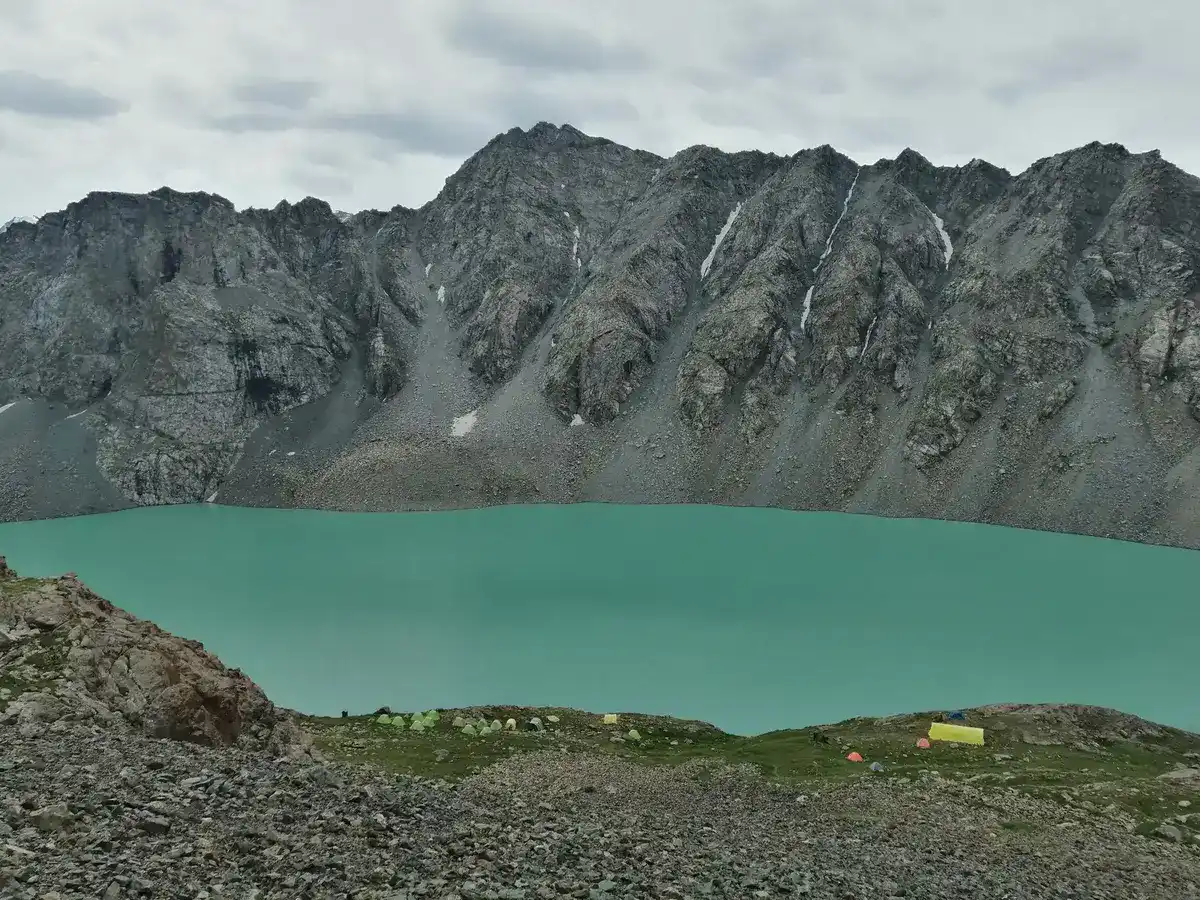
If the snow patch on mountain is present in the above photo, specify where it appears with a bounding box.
[0,215,38,236]
[931,212,953,267]
[815,171,860,271]
[700,203,742,279]
[861,315,878,357]
[450,409,479,437]
[803,169,861,333]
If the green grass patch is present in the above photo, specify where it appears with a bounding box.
[999,820,1039,833]
[300,704,1200,839]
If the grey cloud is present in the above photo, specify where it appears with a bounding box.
[693,94,777,131]
[302,147,355,170]
[441,1,648,73]
[0,4,38,30]
[284,166,354,197]
[863,59,959,95]
[202,103,494,157]
[722,32,838,80]
[3,0,1199,224]
[312,111,492,156]
[987,36,1144,106]
[681,67,732,93]
[231,79,321,110]
[207,111,300,133]
[811,72,847,96]
[487,87,641,132]
[824,113,915,147]
[693,88,814,133]
[0,70,127,120]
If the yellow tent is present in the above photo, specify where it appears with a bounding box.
[928,722,985,745]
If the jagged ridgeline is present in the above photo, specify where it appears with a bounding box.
[1,124,1198,546]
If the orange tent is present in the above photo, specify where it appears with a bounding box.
[846,751,864,762]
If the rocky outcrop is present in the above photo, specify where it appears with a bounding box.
[544,145,786,424]
[0,557,314,756]
[0,189,416,506]
[2,125,1199,548]
[420,123,662,386]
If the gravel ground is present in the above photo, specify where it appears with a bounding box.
[2,722,1197,900]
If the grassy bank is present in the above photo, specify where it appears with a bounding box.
[301,703,1200,843]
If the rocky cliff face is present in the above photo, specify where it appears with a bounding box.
[2,125,1198,547]
[0,189,419,507]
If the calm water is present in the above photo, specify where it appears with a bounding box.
[0,503,1197,735]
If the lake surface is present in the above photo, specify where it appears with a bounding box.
[1,503,1197,735]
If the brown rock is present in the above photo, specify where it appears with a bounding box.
[0,564,316,757]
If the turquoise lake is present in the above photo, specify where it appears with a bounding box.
[0,503,1197,736]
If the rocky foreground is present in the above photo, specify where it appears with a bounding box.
[2,561,1199,898]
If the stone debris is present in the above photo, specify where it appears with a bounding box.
[2,724,1198,899]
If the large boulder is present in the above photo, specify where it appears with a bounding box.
[0,560,315,757]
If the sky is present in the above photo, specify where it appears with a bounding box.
[0,0,1196,222]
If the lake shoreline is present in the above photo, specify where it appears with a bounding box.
[3,503,1199,736]
[8,497,1200,554]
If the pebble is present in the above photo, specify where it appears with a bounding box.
[0,719,1196,899]
[1154,823,1184,843]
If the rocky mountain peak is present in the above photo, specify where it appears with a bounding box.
[893,147,933,168]
[887,147,937,189]
[147,185,236,209]
[55,187,234,223]
[268,195,340,221]
[2,127,1199,548]
[482,121,626,157]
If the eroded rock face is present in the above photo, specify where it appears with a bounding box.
[2,125,1199,548]
[421,123,662,386]
[544,145,787,424]
[0,189,417,505]
[0,558,314,757]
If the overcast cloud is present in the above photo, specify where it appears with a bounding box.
[0,0,1195,221]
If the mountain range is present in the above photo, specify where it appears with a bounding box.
[1,123,1198,548]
